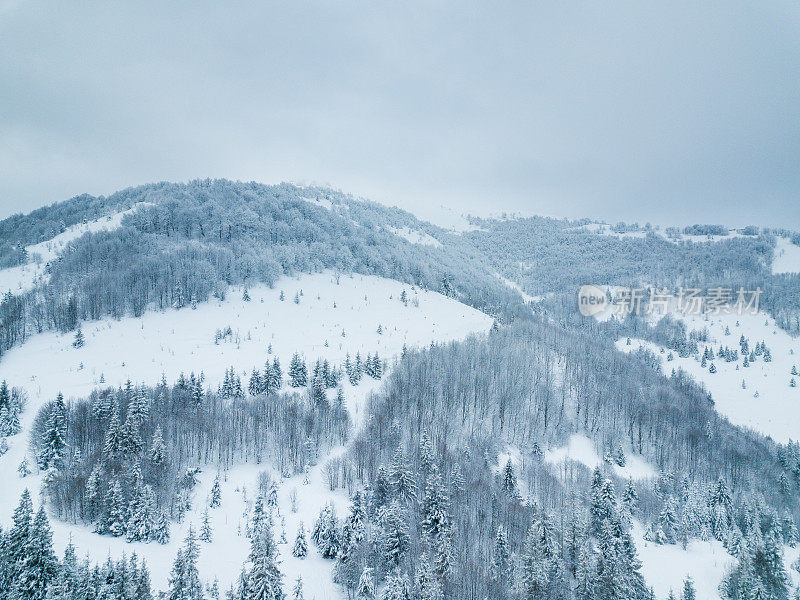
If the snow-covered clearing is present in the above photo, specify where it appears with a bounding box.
[300,195,334,212]
[0,271,493,594]
[401,203,480,233]
[388,226,442,247]
[618,312,800,443]
[632,522,735,600]
[634,523,800,600]
[496,274,539,304]
[544,434,657,480]
[0,203,150,295]
[773,236,800,274]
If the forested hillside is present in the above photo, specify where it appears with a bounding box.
[0,180,527,360]
[0,181,799,600]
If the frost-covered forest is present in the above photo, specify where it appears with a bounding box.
[1,180,800,600]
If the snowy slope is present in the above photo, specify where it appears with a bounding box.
[617,312,800,443]
[632,522,735,600]
[0,271,493,594]
[544,434,657,480]
[0,203,150,295]
[388,226,442,247]
[773,236,800,274]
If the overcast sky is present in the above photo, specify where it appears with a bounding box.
[1,1,798,228]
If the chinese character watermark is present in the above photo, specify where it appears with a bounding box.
[578,285,761,319]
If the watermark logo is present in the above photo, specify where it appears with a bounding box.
[577,285,610,317]
[578,285,762,319]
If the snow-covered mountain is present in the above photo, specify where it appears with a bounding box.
[1,181,799,600]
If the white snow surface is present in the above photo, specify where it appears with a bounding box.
[544,434,657,480]
[0,271,493,595]
[0,203,150,295]
[634,522,800,600]
[387,226,442,247]
[495,274,539,304]
[773,236,800,274]
[618,312,800,443]
[632,521,735,600]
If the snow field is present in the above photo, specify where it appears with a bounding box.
[543,434,657,480]
[617,312,800,443]
[0,270,493,595]
[387,226,442,248]
[773,236,800,274]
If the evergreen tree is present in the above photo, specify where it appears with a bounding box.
[291,577,304,600]
[500,458,518,499]
[292,523,307,558]
[379,500,409,569]
[622,479,639,516]
[15,506,58,600]
[388,450,417,502]
[249,369,262,397]
[120,410,144,456]
[381,572,411,600]
[4,489,34,589]
[200,508,213,543]
[153,511,171,544]
[246,517,284,600]
[210,474,222,508]
[103,480,127,537]
[681,577,696,600]
[413,554,443,600]
[39,394,67,470]
[0,379,10,410]
[356,567,375,600]
[312,503,340,559]
[421,467,450,541]
[488,525,512,594]
[168,527,204,600]
[288,353,307,388]
[103,408,123,460]
[72,328,85,349]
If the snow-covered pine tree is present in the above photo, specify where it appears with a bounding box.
[39,393,68,470]
[14,506,58,600]
[249,368,262,397]
[269,357,283,393]
[153,511,171,544]
[488,525,512,588]
[0,379,9,411]
[289,353,307,388]
[621,479,639,516]
[72,328,85,348]
[103,407,123,460]
[421,467,451,541]
[681,577,696,600]
[150,425,167,468]
[312,503,341,559]
[246,516,284,600]
[355,567,375,600]
[209,474,222,508]
[388,450,417,502]
[379,500,409,569]
[3,489,33,588]
[292,522,307,558]
[104,480,127,537]
[120,409,144,456]
[291,576,304,600]
[500,458,518,499]
[413,553,443,600]
[168,527,204,600]
[200,507,213,543]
